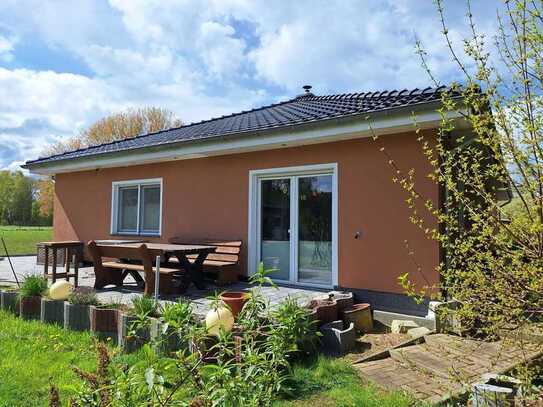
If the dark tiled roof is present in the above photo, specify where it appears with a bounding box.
[25,86,460,167]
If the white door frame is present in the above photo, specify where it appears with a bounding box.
[248,163,338,288]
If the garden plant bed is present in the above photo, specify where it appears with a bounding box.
[0,309,417,406]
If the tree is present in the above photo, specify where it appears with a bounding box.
[34,178,54,225]
[0,171,34,225]
[371,0,543,392]
[38,107,183,225]
[46,107,183,156]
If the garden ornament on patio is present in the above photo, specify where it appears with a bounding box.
[48,280,73,300]
[205,306,234,336]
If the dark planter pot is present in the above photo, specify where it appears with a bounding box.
[64,302,91,331]
[219,292,249,318]
[1,290,19,314]
[41,298,65,325]
[149,317,188,355]
[19,296,42,320]
[329,292,354,313]
[341,303,373,332]
[90,306,119,344]
[118,312,151,353]
[320,320,356,355]
[308,299,338,326]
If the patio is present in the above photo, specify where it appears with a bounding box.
[0,255,327,317]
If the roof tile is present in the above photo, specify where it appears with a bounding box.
[25,86,460,167]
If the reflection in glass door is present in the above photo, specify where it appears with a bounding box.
[298,175,332,285]
[258,172,333,286]
[260,179,291,280]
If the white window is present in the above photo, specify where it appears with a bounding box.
[111,178,163,236]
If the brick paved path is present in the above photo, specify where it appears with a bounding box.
[354,333,543,404]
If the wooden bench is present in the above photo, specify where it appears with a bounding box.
[168,238,242,285]
[87,240,185,296]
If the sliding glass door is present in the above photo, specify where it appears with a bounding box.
[258,171,334,286]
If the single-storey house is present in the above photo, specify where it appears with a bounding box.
[23,85,501,316]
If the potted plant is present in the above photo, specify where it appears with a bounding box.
[19,275,48,320]
[0,285,19,314]
[219,291,249,318]
[150,300,194,355]
[119,295,160,353]
[90,301,125,344]
[64,287,98,331]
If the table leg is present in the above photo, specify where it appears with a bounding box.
[43,246,49,278]
[74,254,79,287]
[52,248,57,283]
[65,248,70,281]
[175,252,208,290]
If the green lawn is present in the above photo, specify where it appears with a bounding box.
[0,226,52,256]
[0,310,419,406]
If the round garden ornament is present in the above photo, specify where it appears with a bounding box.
[205,307,234,336]
[48,280,73,300]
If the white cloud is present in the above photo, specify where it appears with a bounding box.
[0,35,16,62]
[0,0,504,170]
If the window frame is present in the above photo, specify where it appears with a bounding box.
[111,178,163,237]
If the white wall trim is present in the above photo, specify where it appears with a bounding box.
[110,177,163,236]
[27,109,467,176]
[248,163,338,288]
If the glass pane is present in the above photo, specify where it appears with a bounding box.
[260,179,290,280]
[298,175,332,284]
[118,186,138,232]
[141,185,161,233]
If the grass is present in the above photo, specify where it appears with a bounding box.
[0,310,418,406]
[274,356,418,407]
[0,226,52,256]
[0,309,96,406]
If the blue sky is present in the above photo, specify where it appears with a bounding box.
[0,0,503,171]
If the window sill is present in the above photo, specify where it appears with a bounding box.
[111,233,161,238]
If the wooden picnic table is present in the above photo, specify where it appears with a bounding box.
[40,240,83,286]
[105,242,217,290]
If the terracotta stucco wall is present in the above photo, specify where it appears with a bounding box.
[53,130,439,294]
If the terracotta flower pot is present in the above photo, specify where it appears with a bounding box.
[19,296,42,320]
[219,292,249,318]
[341,303,373,332]
[329,292,354,313]
[308,298,338,326]
[90,305,120,344]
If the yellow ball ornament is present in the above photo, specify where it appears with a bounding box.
[205,307,234,336]
[48,280,74,300]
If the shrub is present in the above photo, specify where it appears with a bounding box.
[131,295,160,318]
[68,288,98,306]
[19,275,48,298]
[161,300,193,328]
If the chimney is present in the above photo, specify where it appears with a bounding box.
[296,85,314,99]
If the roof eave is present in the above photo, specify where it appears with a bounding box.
[23,100,469,175]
